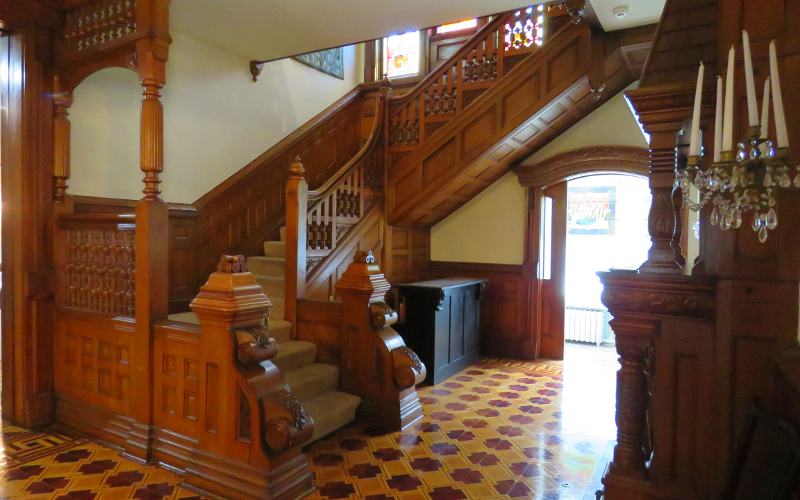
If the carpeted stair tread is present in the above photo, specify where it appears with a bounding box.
[272,340,317,372]
[167,311,199,325]
[302,391,361,443]
[284,363,339,400]
[263,241,286,258]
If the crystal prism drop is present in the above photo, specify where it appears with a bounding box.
[752,216,761,232]
[795,169,800,188]
[766,208,778,230]
[721,211,731,231]
[763,171,773,187]
[758,226,769,243]
[710,206,719,226]
[780,173,791,188]
[732,208,742,229]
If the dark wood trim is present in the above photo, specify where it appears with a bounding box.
[428,260,536,360]
[516,145,650,188]
[0,0,59,29]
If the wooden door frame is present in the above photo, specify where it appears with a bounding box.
[516,145,650,358]
[1,8,58,426]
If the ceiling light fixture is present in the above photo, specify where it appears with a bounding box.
[612,5,629,19]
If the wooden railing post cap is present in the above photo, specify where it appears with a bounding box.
[289,156,306,179]
[190,255,272,325]
[335,251,391,303]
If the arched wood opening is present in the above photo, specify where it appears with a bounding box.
[515,145,650,359]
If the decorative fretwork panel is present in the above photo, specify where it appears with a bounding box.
[504,5,545,52]
[61,217,136,317]
[305,95,385,273]
[62,0,137,52]
[389,5,547,148]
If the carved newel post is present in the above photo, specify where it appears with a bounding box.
[187,255,314,500]
[335,251,426,431]
[284,156,308,325]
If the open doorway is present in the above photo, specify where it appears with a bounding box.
[561,173,650,439]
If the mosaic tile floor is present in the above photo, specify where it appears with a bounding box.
[1,343,617,499]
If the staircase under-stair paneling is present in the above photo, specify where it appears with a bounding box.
[169,226,361,444]
[386,16,652,225]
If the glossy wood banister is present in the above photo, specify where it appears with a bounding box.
[57,212,136,226]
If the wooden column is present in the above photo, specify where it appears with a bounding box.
[607,316,655,480]
[52,89,72,202]
[131,65,169,458]
[284,156,308,324]
[626,85,695,275]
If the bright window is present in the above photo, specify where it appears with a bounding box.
[436,18,478,35]
[383,31,420,78]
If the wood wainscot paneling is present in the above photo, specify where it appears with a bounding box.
[73,196,199,313]
[384,226,431,285]
[428,261,536,360]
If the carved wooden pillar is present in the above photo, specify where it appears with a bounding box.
[284,156,308,324]
[626,86,696,275]
[336,251,425,430]
[607,316,655,480]
[131,67,169,458]
[52,90,73,202]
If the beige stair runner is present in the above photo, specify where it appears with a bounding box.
[168,227,360,443]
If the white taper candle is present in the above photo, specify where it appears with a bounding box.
[769,40,789,148]
[722,45,735,152]
[760,77,770,139]
[714,75,723,162]
[742,30,759,127]
[689,62,704,156]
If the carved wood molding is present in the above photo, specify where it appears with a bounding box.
[516,145,649,188]
[598,270,717,319]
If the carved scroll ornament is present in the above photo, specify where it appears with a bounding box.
[235,319,277,366]
[392,346,426,389]
[262,388,313,453]
[370,301,398,329]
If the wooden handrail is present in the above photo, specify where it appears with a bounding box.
[308,91,385,203]
[388,13,508,106]
[196,86,364,209]
[57,212,136,228]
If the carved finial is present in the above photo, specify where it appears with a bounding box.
[289,155,306,178]
[217,255,249,273]
[249,60,264,82]
[353,250,375,264]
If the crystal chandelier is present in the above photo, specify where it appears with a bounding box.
[676,31,796,242]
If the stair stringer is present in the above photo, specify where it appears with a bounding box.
[386,23,637,226]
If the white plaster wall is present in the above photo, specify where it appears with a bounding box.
[70,31,363,203]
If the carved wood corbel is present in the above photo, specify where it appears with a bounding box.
[391,346,426,389]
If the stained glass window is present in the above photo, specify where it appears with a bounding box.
[436,18,478,35]
[383,31,420,78]
[504,4,545,50]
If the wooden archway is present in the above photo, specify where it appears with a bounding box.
[514,145,650,359]
[515,145,650,188]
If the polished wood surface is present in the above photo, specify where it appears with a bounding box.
[537,182,567,360]
[602,0,800,498]
[335,252,425,431]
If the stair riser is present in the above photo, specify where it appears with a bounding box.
[273,348,317,373]
[256,277,285,300]
[263,241,286,258]
[285,365,339,400]
[247,258,285,277]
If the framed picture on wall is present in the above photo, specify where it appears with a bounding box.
[567,186,616,235]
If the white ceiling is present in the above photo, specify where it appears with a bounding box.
[171,0,536,62]
[587,0,665,31]
[171,0,665,62]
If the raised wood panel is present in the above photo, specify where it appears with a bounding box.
[295,299,344,366]
[153,322,202,437]
[428,261,535,360]
[387,22,649,226]
[55,310,136,416]
[386,226,430,284]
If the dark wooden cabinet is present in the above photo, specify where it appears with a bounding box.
[395,278,487,385]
